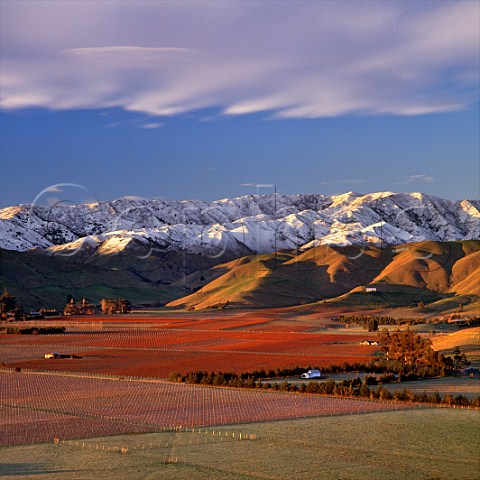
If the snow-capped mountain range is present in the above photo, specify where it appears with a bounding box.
[1,191,479,256]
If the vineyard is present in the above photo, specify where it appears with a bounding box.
[0,371,415,446]
[0,314,407,448]
[0,316,379,377]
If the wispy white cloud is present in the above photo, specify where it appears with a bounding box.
[117,195,149,201]
[0,1,478,119]
[410,174,435,183]
[139,122,164,129]
[396,174,435,185]
[103,115,163,129]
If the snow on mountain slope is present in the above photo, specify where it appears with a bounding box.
[0,192,478,255]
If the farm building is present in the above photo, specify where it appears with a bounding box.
[44,353,60,359]
[301,369,322,379]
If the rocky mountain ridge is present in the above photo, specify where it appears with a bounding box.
[0,192,478,257]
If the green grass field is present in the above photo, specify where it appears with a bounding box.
[1,408,478,480]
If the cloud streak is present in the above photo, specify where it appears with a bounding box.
[0,1,478,119]
[396,174,435,185]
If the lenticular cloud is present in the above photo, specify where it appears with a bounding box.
[0,1,478,119]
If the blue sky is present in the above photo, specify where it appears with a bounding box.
[0,0,479,207]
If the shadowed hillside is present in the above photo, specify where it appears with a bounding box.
[0,247,187,310]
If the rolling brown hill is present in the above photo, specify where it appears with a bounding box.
[168,241,480,310]
[370,241,479,293]
[449,249,480,296]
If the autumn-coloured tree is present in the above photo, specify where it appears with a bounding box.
[378,328,445,377]
[100,298,131,314]
[64,297,95,316]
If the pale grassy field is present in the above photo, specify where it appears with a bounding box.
[1,408,478,480]
[430,327,480,351]
[431,326,480,368]
[383,376,480,400]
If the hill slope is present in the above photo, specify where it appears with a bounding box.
[0,247,186,310]
[168,241,480,310]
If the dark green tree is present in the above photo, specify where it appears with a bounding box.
[0,288,17,318]
[367,318,379,332]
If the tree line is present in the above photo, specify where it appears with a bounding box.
[168,370,479,408]
[63,296,131,315]
[0,326,66,335]
[339,315,426,331]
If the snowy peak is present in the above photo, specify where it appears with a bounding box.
[0,191,478,255]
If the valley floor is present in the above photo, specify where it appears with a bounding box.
[1,312,479,478]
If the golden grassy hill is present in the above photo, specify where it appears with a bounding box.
[450,250,480,296]
[370,241,470,292]
[168,241,480,310]
[168,245,384,309]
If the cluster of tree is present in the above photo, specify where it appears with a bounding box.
[63,295,132,315]
[0,326,66,335]
[205,301,230,310]
[0,289,23,320]
[446,346,469,370]
[339,315,426,331]
[169,370,259,388]
[168,370,479,407]
[443,315,480,326]
[64,297,95,316]
[100,298,132,314]
[378,328,450,377]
